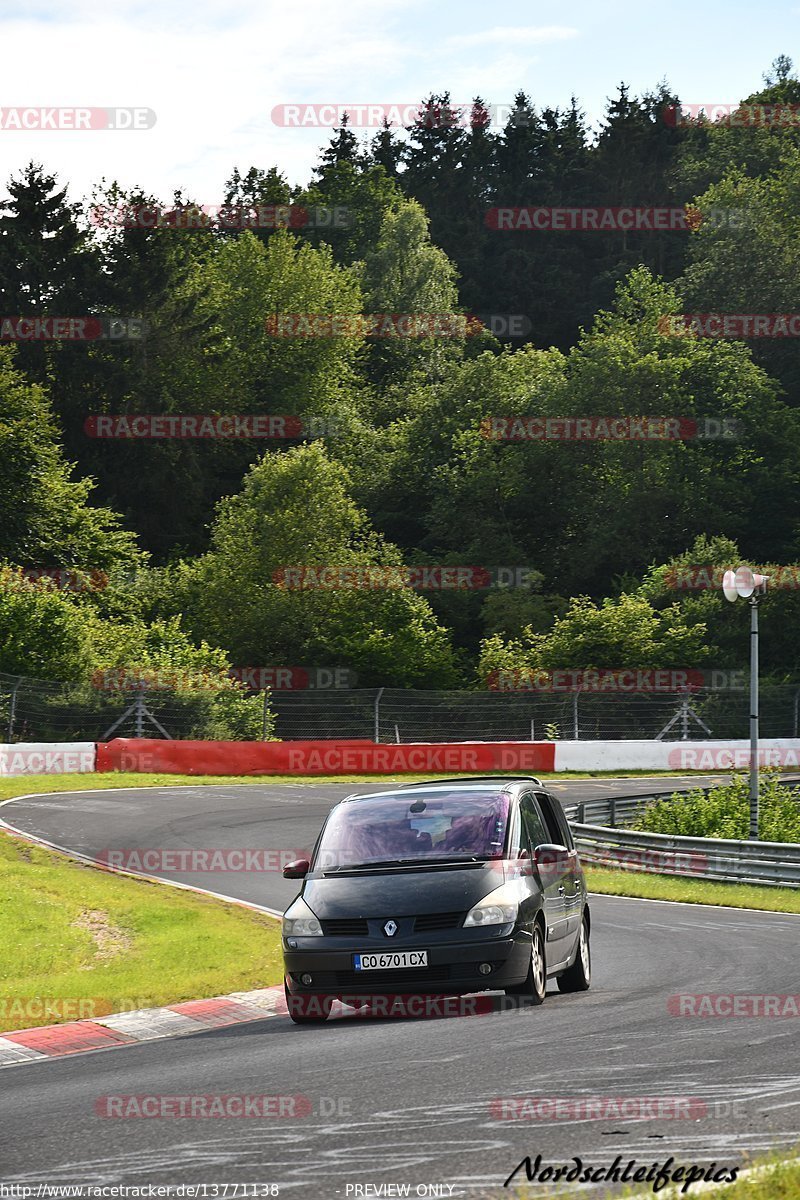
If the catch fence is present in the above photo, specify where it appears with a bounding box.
[1,673,799,743]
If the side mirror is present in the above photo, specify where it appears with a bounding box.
[283,858,310,879]
[516,847,533,876]
[533,844,573,881]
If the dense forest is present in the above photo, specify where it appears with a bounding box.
[2,57,800,734]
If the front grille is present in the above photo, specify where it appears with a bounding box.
[334,966,451,987]
[321,918,370,936]
[413,912,462,932]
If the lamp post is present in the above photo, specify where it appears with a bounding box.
[722,566,769,839]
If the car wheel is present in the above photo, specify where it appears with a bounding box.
[284,981,333,1024]
[557,914,591,993]
[505,921,546,1005]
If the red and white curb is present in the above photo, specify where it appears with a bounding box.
[0,986,288,1069]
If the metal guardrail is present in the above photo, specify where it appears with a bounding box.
[563,782,800,888]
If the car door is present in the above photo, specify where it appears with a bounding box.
[505,799,541,927]
[519,791,570,967]
[537,790,583,959]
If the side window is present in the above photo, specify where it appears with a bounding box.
[508,804,529,856]
[537,792,574,849]
[520,794,549,849]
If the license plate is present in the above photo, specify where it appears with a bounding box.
[353,950,428,971]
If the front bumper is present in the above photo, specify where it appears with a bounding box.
[283,929,532,995]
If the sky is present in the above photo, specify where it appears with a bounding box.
[0,0,797,208]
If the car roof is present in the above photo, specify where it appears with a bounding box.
[400,775,542,788]
[341,776,543,804]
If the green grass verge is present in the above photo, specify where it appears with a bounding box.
[694,1153,800,1200]
[586,866,800,914]
[0,766,761,808]
[0,828,283,1033]
[523,1150,800,1199]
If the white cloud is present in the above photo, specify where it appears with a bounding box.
[0,0,422,202]
[446,26,579,49]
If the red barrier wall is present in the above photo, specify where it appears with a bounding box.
[95,738,557,776]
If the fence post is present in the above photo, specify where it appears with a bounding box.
[573,692,579,739]
[6,677,21,742]
[134,686,146,739]
[374,687,384,743]
[609,797,617,827]
[262,692,270,740]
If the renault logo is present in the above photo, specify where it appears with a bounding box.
[383,919,398,937]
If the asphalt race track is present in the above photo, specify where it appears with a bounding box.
[2,777,799,1197]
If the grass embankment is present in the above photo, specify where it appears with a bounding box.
[585,867,800,914]
[0,828,283,1033]
[687,1154,800,1200]
[526,1150,800,1199]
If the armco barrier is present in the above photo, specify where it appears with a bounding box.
[0,741,95,776]
[95,738,558,775]
[563,782,800,887]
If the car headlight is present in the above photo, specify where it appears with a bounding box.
[464,881,521,927]
[282,895,323,937]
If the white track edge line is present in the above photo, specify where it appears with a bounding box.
[0,802,283,918]
[2,789,798,920]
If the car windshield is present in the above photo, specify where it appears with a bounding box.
[313,790,511,870]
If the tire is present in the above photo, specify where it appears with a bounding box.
[505,921,546,1005]
[284,981,333,1024]
[557,914,591,993]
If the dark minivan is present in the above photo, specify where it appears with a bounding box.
[281,776,591,1022]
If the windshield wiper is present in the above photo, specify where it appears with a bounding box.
[322,855,490,872]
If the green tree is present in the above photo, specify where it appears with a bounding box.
[0,162,99,314]
[359,199,466,389]
[680,144,800,407]
[0,571,94,680]
[0,347,141,570]
[477,592,709,685]
[177,442,458,687]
